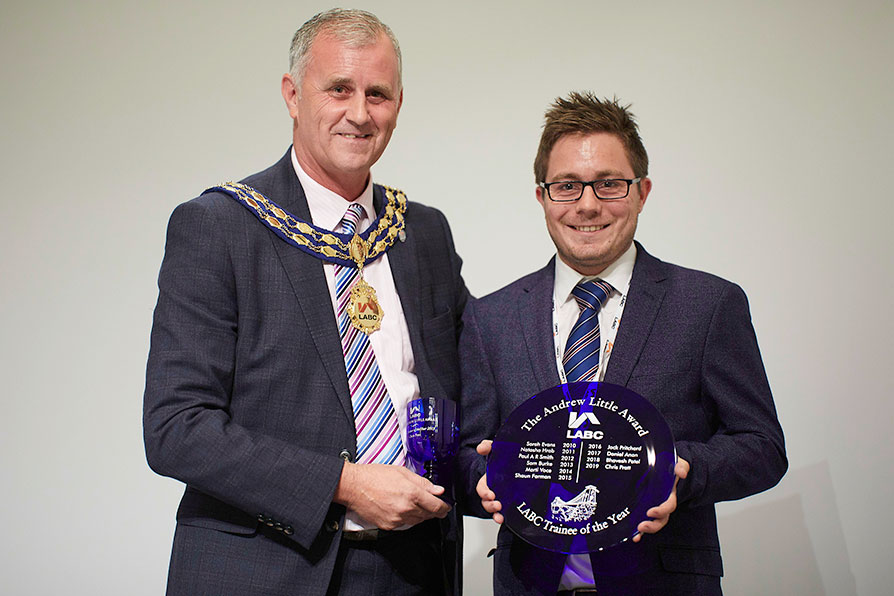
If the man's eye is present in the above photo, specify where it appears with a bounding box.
[332,85,348,94]
[559,182,577,191]
[597,180,619,189]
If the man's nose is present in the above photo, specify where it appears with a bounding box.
[576,184,603,212]
[346,94,370,125]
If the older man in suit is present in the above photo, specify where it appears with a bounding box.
[144,9,467,596]
[458,92,786,595]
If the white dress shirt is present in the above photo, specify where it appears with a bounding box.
[291,149,420,530]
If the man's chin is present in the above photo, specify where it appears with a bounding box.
[562,249,612,276]
[332,154,380,174]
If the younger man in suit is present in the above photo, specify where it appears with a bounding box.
[458,92,786,595]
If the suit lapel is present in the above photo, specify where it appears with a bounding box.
[258,153,354,421]
[521,260,562,391]
[603,243,667,387]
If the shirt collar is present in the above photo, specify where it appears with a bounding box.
[554,242,638,305]
[290,146,375,232]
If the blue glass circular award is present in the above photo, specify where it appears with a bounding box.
[487,382,676,554]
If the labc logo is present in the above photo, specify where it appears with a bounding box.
[566,410,604,440]
[357,299,379,314]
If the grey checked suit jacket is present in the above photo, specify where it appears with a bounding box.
[457,244,786,596]
[144,151,468,595]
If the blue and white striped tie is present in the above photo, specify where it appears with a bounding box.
[563,279,614,382]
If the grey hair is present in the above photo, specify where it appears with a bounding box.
[289,8,402,91]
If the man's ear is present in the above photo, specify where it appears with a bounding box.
[637,177,652,213]
[281,74,299,119]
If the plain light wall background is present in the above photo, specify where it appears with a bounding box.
[2,0,891,594]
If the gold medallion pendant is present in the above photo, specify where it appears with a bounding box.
[348,278,384,334]
[209,182,407,336]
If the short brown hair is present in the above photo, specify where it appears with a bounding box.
[533,92,648,182]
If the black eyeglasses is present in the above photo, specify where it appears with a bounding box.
[539,178,642,202]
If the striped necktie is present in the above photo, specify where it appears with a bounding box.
[563,279,614,382]
[334,203,404,466]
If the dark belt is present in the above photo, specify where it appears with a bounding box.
[341,528,385,542]
[557,590,599,596]
[341,519,438,543]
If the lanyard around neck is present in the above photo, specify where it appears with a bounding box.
[552,286,627,385]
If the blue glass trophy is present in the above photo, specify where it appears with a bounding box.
[487,382,676,554]
[406,397,459,498]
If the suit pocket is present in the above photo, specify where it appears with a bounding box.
[658,544,723,577]
[177,514,259,536]
[630,357,693,377]
[176,487,259,536]
[422,308,456,342]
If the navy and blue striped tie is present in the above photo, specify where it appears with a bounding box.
[563,279,614,382]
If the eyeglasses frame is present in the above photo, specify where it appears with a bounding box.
[538,177,643,202]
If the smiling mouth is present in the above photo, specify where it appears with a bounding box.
[571,224,608,232]
[337,133,372,139]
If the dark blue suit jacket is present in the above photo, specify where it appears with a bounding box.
[144,151,468,595]
[457,244,786,596]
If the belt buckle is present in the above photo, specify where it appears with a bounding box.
[342,529,380,542]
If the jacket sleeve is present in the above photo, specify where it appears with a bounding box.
[674,283,787,508]
[142,198,344,550]
[455,299,498,519]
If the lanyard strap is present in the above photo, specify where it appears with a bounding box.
[553,288,627,384]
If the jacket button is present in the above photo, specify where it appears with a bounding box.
[265,518,275,527]
[339,449,352,462]
[284,526,294,536]
[257,513,265,523]
[274,523,283,532]
[325,519,340,533]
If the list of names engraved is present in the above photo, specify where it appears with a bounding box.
[516,441,557,480]
[604,444,643,471]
